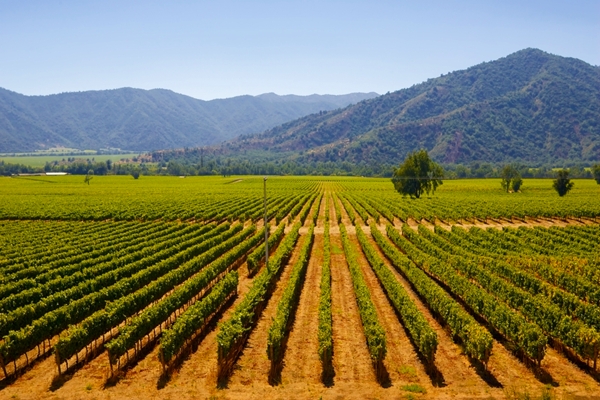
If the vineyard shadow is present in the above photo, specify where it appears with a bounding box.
[104,330,162,389]
[156,294,236,389]
[1,345,55,391]
[51,342,107,392]
[413,260,558,387]
[321,360,335,387]
[468,357,502,388]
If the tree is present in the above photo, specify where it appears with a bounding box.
[500,165,523,192]
[391,149,443,199]
[552,169,574,196]
[131,170,140,179]
[512,175,523,192]
[593,164,600,184]
[84,169,94,185]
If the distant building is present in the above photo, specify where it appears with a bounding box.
[14,172,69,176]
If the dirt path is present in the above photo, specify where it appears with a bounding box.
[279,233,323,386]
[279,193,326,386]
[225,233,308,391]
[348,232,430,389]
[422,216,598,232]
[361,229,508,397]
[327,232,378,385]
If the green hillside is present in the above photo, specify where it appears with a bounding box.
[214,49,600,165]
[0,88,377,152]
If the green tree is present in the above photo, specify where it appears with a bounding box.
[391,150,443,199]
[552,169,574,196]
[592,164,600,184]
[500,165,523,192]
[84,169,94,185]
[512,175,523,192]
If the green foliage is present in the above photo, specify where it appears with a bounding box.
[553,169,574,196]
[158,271,239,365]
[371,224,493,363]
[500,165,523,192]
[0,175,599,376]
[389,224,547,363]
[247,222,286,276]
[420,225,600,364]
[392,150,443,199]
[52,225,250,366]
[592,164,600,184]
[84,169,93,185]
[106,226,260,366]
[317,215,333,374]
[402,383,426,394]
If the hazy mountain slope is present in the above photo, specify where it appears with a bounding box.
[0,88,378,152]
[218,49,600,164]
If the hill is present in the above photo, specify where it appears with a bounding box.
[0,88,378,153]
[213,49,600,165]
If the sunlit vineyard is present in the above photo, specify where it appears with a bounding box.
[0,175,599,400]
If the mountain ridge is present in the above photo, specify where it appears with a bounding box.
[211,48,600,165]
[0,88,378,152]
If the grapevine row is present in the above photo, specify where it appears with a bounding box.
[369,224,493,364]
[318,201,333,376]
[0,224,229,337]
[53,225,254,370]
[158,271,239,368]
[354,224,438,365]
[247,222,286,277]
[216,222,302,381]
[386,225,547,363]
[266,224,315,381]
[106,225,262,370]
[338,224,387,380]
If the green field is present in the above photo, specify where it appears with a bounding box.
[0,153,141,167]
[1,175,598,221]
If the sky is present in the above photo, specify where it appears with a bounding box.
[0,0,598,100]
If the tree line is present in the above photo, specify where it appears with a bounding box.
[1,159,599,184]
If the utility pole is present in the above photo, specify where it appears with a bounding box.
[263,176,269,270]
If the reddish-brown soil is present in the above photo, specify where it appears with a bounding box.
[279,202,324,386]
[278,236,323,389]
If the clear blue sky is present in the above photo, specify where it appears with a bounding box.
[1,0,598,100]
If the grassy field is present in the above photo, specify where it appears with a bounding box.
[0,153,141,167]
[0,176,599,400]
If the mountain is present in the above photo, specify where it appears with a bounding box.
[214,49,600,165]
[0,89,378,153]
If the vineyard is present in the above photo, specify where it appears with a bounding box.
[0,175,599,399]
